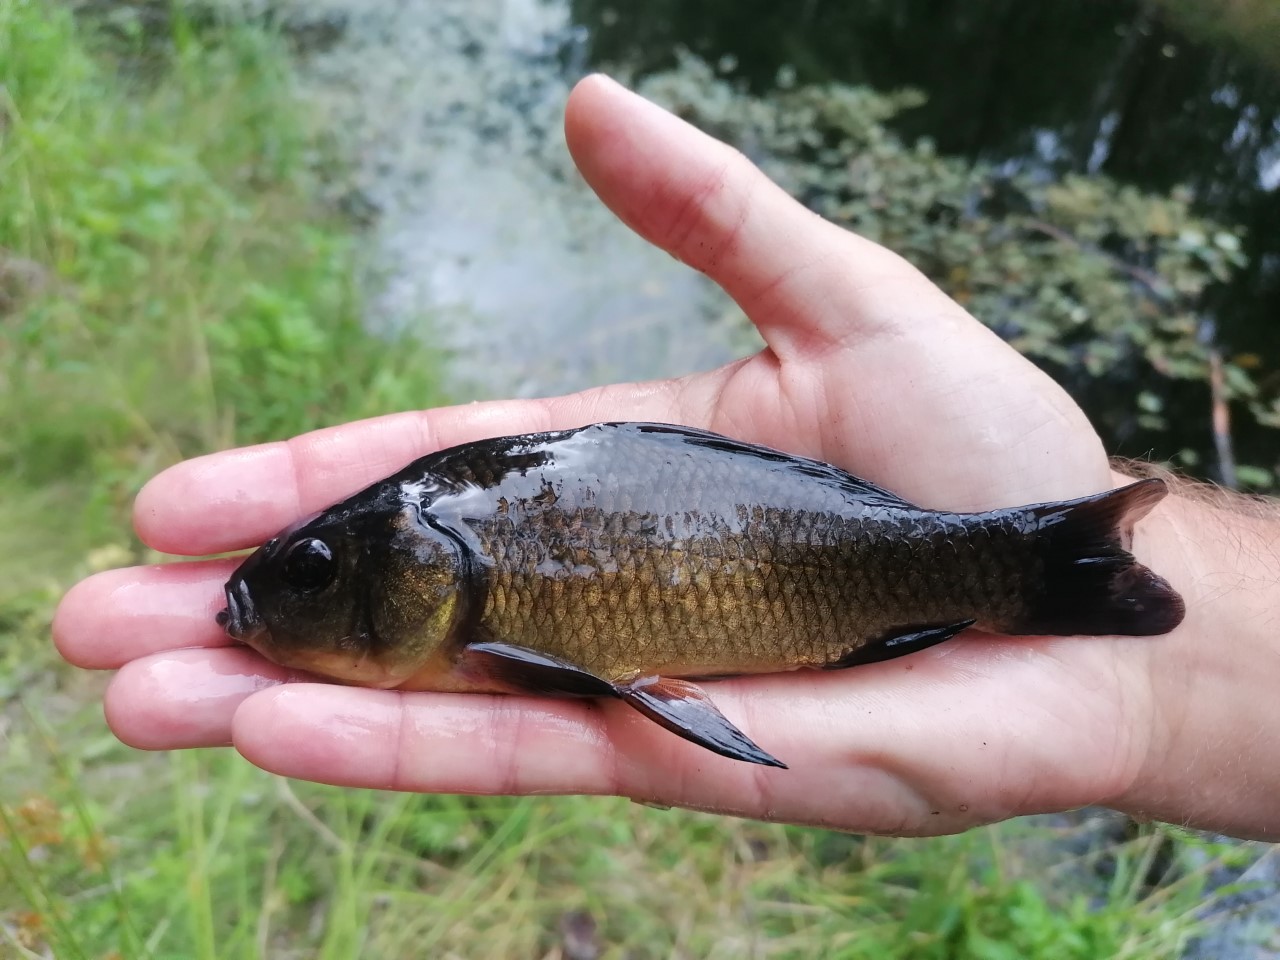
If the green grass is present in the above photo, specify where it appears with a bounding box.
[1,687,1239,958]
[0,0,447,577]
[0,1,1260,957]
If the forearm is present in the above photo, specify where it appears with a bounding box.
[1113,474,1280,840]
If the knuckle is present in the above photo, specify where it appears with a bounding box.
[649,147,754,273]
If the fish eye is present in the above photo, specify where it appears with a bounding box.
[281,538,336,593]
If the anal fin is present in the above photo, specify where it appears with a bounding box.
[619,677,787,769]
[827,619,976,669]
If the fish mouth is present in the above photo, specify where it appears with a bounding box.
[216,578,267,646]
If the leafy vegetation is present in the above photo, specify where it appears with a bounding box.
[636,54,1278,488]
[1155,0,1280,71]
[0,2,1267,958]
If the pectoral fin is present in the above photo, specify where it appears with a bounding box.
[618,677,787,769]
[460,641,616,697]
[826,619,976,669]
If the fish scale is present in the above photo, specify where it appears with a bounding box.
[471,498,1024,680]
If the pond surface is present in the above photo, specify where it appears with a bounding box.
[277,0,1276,477]
[579,0,1280,473]
[275,0,756,399]
[581,0,1279,359]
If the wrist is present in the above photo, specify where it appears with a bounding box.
[1112,478,1280,840]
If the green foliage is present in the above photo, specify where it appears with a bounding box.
[3,696,1236,960]
[0,692,1229,959]
[0,0,446,566]
[750,825,1223,960]
[638,55,1276,488]
[1155,0,1280,72]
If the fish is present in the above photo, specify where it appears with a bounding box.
[216,421,1185,768]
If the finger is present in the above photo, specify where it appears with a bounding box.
[134,377,724,556]
[234,685,624,797]
[564,74,954,360]
[54,560,239,669]
[229,644,1138,835]
[230,674,913,823]
[104,646,294,749]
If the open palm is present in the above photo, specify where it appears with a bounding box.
[54,75,1159,835]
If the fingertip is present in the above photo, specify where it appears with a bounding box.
[52,574,102,668]
[566,71,634,127]
[565,72,692,179]
[103,658,226,751]
[105,648,288,750]
[133,446,293,554]
[565,75,623,178]
[229,684,290,765]
[104,666,163,750]
[53,562,237,670]
[131,455,207,550]
[566,71,622,111]
[131,469,165,549]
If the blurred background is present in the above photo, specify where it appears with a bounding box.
[2,0,1278,956]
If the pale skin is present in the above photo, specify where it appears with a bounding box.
[53,75,1280,840]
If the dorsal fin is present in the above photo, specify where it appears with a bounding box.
[623,422,919,510]
[385,421,919,513]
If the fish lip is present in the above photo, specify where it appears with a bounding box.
[218,578,267,646]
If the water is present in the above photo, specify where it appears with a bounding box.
[580,0,1280,472]
[260,0,756,400]
[250,0,1278,475]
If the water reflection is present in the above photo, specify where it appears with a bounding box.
[275,0,754,400]
[263,0,1275,470]
[578,0,1280,469]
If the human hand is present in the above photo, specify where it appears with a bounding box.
[54,75,1254,837]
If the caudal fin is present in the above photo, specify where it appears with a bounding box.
[1012,478,1185,637]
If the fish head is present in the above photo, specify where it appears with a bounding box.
[217,482,466,688]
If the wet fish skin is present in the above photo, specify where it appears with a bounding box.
[466,441,1027,680]
[217,421,1185,766]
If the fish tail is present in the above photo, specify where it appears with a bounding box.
[1010,478,1185,637]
